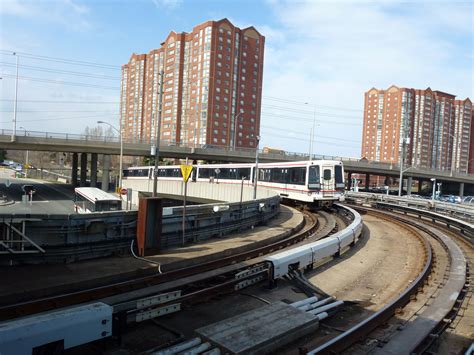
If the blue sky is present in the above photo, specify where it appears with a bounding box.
[1,0,473,158]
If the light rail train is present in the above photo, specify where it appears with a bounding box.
[123,160,345,206]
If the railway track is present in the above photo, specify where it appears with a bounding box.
[301,206,469,355]
[0,207,348,322]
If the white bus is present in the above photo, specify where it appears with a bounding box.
[74,187,122,213]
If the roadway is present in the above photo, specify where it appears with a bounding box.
[0,171,75,215]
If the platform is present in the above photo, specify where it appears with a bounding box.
[0,206,304,305]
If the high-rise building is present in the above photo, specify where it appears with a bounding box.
[362,86,472,173]
[470,107,474,174]
[120,18,265,150]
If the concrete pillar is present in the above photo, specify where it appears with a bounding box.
[459,182,464,197]
[71,153,78,186]
[101,154,110,192]
[80,153,87,187]
[418,179,423,193]
[347,172,352,189]
[365,173,370,191]
[407,176,413,195]
[90,153,98,187]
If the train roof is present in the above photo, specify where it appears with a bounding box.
[75,187,121,202]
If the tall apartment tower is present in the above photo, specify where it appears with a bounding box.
[120,18,265,149]
[470,107,474,174]
[362,86,472,173]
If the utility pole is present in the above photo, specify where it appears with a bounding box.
[153,70,164,197]
[398,120,410,197]
[12,53,19,142]
[253,135,260,199]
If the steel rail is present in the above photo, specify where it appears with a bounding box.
[306,206,468,354]
[0,209,320,320]
[305,208,433,354]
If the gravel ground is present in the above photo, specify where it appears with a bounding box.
[306,213,425,311]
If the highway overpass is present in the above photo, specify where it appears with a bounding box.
[1,129,473,189]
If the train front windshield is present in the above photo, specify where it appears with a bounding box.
[308,165,321,190]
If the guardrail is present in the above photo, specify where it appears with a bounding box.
[346,192,474,223]
[345,193,474,243]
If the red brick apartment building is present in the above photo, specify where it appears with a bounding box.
[120,18,265,149]
[362,85,472,173]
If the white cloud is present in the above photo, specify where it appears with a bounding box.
[259,0,473,157]
[152,0,182,10]
[0,0,92,31]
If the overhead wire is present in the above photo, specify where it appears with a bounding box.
[0,73,119,90]
[0,61,121,80]
[0,49,121,70]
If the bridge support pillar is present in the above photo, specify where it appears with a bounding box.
[407,176,413,195]
[347,172,352,189]
[80,153,87,187]
[90,153,98,187]
[101,155,110,192]
[459,182,464,197]
[71,153,78,186]
[417,179,423,193]
[365,173,370,191]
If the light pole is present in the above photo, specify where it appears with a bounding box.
[398,124,410,196]
[153,70,164,197]
[233,111,244,150]
[253,135,260,200]
[304,102,317,160]
[98,121,123,191]
[19,126,28,177]
[12,52,19,142]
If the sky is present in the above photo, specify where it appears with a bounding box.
[0,0,473,158]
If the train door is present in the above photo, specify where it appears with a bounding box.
[321,165,335,197]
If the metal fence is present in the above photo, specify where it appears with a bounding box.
[345,191,474,223]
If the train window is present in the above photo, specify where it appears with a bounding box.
[288,167,305,185]
[308,165,321,190]
[335,165,344,187]
[271,168,287,184]
[323,169,332,180]
[259,168,271,182]
[237,168,251,180]
[308,166,320,184]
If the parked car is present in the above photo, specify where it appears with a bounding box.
[438,195,461,203]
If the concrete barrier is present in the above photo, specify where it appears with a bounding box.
[123,180,279,206]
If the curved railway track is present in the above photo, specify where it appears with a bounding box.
[302,205,469,355]
[0,207,347,321]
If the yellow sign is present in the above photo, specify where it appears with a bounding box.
[180,165,193,183]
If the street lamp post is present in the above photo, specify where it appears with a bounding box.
[19,126,28,177]
[398,125,410,196]
[253,135,260,200]
[97,121,123,191]
[153,70,164,197]
[233,111,243,151]
[304,102,317,160]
